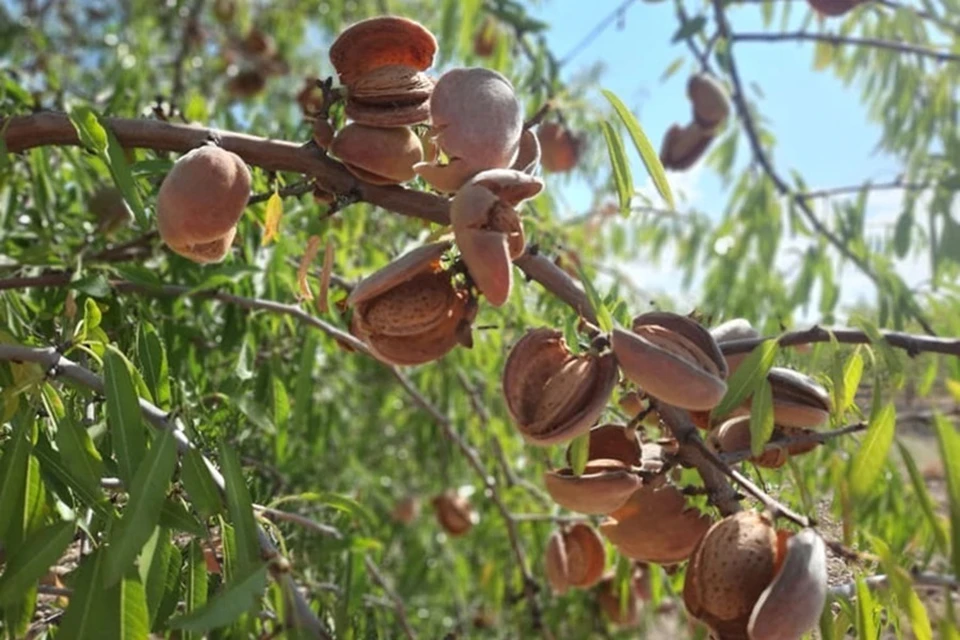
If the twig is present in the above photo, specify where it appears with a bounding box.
[37,585,72,598]
[720,423,868,465]
[730,31,960,64]
[829,571,960,599]
[0,344,331,639]
[798,179,934,201]
[254,504,343,540]
[171,0,206,103]
[0,113,590,316]
[717,325,960,357]
[709,1,936,336]
[249,181,316,205]
[558,0,640,67]
[509,513,591,524]
[364,555,418,640]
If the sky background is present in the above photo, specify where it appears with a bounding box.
[525,0,931,317]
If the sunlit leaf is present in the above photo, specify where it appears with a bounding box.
[599,119,633,215]
[936,414,960,579]
[168,563,268,633]
[261,192,283,246]
[749,378,774,457]
[220,443,260,575]
[848,402,895,500]
[713,339,780,419]
[103,350,146,487]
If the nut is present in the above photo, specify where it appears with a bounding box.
[511,128,542,174]
[710,318,760,377]
[503,327,618,445]
[544,523,606,594]
[684,512,826,640]
[600,483,713,563]
[450,169,543,306]
[759,368,832,428]
[473,16,499,57]
[709,416,822,469]
[808,0,864,16]
[564,424,642,468]
[417,68,523,192]
[612,311,728,411]
[227,68,267,98]
[544,459,643,515]
[432,491,475,536]
[157,145,251,264]
[687,74,730,132]
[391,495,420,524]
[537,122,582,173]
[660,122,715,171]
[347,241,477,366]
[329,17,437,87]
[330,123,424,185]
[345,65,434,127]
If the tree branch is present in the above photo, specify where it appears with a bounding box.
[708,1,937,335]
[0,344,330,639]
[719,423,868,465]
[364,555,418,640]
[730,30,960,64]
[0,112,594,323]
[717,325,960,357]
[829,571,960,599]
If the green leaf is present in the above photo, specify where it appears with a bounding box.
[137,323,170,409]
[103,429,178,587]
[140,527,171,626]
[599,119,633,215]
[55,412,105,496]
[848,403,895,500]
[670,15,706,43]
[168,563,268,633]
[184,541,209,640]
[602,89,675,209]
[573,261,614,331]
[159,497,208,538]
[569,432,589,476]
[936,414,960,579]
[101,123,147,226]
[713,339,780,419]
[59,551,150,640]
[154,543,182,630]
[70,273,112,298]
[0,520,74,605]
[897,441,949,554]
[749,378,775,457]
[67,105,108,154]
[83,297,102,332]
[855,576,877,638]
[181,448,223,520]
[0,415,36,541]
[893,209,912,258]
[104,350,146,487]
[220,443,260,575]
[840,349,864,413]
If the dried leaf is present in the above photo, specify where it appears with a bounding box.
[297,235,322,301]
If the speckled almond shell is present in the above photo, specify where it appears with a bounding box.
[660,122,714,171]
[432,491,474,536]
[545,523,606,594]
[544,459,643,515]
[683,511,779,629]
[156,146,251,259]
[503,328,618,446]
[329,16,437,86]
[429,68,524,169]
[687,73,730,131]
[600,484,713,564]
[565,424,642,468]
[330,123,423,184]
[537,122,580,173]
[748,528,827,640]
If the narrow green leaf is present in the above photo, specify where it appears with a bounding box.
[855,577,877,638]
[137,323,170,409]
[848,403,896,500]
[103,429,178,587]
[104,350,146,487]
[897,440,949,554]
[58,550,109,640]
[713,339,780,419]
[936,414,960,579]
[34,433,112,518]
[168,563,268,633]
[181,448,223,520]
[67,105,108,154]
[220,443,260,575]
[573,261,614,331]
[569,432,589,476]
[154,543,182,630]
[0,520,74,605]
[184,541,209,640]
[0,416,36,542]
[841,349,864,413]
[749,378,775,457]
[159,497,207,537]
[55,412,105,496]
[599,119,633,215]
[102,123,147,225]
[140,527,171,625]
[602,89,675,209]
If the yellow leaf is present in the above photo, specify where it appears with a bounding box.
[296,235,322,301]
[262,192,283,246]
[946,378,960,403]
[317,238,335,315]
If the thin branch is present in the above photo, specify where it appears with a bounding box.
[0,344,330,639]
[709,1,936,335]
[720,423,868,465]
[170,0,206,102]
[0,112,592,320]
[249,181,316,205]
[37,585,72,598]
[509,513,591,524]
[798,179,934,201]
[731,30,960,64]
[718,325,960,357]
[558,0,640,67]
[254,504,343,540]
[363,555,418,640]
[829,571,960,599]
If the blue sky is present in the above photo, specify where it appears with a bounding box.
[527,1,922,313]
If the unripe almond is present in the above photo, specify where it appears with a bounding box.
[156,145,251,264]
[473,16,499,58]
[687,74,730,132]
[330,123,423,185]
[537,122,582,173]
[227,68,267,98]
[391,495,421,524]
[660,122,714,171]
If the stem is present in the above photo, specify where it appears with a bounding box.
[731,31,960,64]
[718,325,960,357]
